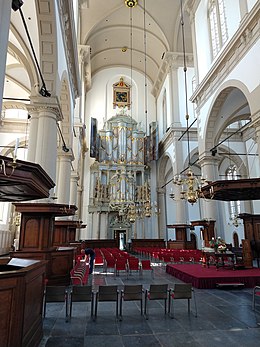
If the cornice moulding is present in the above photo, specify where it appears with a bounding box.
[58,0,81,102]
[152,52,194,98]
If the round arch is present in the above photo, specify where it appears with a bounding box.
[157,152,174,189]
[204,80,251,153]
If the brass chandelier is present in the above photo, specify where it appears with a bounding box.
[171,169,207,205]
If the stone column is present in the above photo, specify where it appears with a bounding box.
[35,107,58,181]
[199,155,220,221]
[27,100,61,183]
[172,130,187,223]
[168,63,181,127]
[0,0,12,112]
[96,212,101,239]
[70,173,79,206]
[199,155,225,238]
[56,150,74,204]
[157,188,166,240]
[26,107,39,162]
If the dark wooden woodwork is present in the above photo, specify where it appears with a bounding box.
[54,220,86,246]
[167,241,194,250]
[131,239,165,249]
[13,203,77,251]
[167,224,191,249]
[11,203,77,285]
[191,220,216,247]
[80,239,117,249]
[238,213,260,241]
[0,155,54,201]
[10,248,75,285]
[0,258,46,347]
[238,214,260,267]
[242,239,253,268]
[200,178,260,201]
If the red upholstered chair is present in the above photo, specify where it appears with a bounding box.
[127,258,140,279]
[168,283,197,318]
[140,260,154,279]
[114,258,128,278]
[103,256,116,275]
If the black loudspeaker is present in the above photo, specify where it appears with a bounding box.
[12,0,24,11]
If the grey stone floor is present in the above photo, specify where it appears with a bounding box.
[39,262,260,347]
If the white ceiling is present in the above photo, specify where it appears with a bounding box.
[3,0,192,101]
[80,0,192,84]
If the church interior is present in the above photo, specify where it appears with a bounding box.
[1,0,260,346]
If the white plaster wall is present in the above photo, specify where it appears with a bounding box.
[194,1,212,82]
[195,0,242,83]
[198,39,260,154]
[156,77,168,141]
[177,67,196,126]
[225,0,241,42]
[85,67,156,133]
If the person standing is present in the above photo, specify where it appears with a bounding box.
[81,248,95,274]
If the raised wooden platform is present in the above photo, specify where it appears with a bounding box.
[166,263,260,289]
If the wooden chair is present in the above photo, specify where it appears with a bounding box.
[253,286,260,311]
[69,285,94,318]
[43,285,69,321]
[168,283,197,318]
[94,285,119,320]
[144,284,169,319]
[120,284,143,320]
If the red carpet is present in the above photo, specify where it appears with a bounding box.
[166,264,260,289]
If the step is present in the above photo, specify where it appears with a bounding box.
[216,282,245,289]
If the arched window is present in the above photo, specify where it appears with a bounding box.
[226,165,240,220]
[208,0,228,59]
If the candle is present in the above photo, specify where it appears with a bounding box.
[14,138,19,158]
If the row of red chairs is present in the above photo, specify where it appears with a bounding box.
[113,258,154,279]
[70,260,89,285]
[133,247,202,264]
[89,247,154,278]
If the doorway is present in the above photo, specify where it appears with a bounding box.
[190,233,197,249]
[114,230,126,250]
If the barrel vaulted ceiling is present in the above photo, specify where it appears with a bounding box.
[3,0,193,102]
[80,0,193,85]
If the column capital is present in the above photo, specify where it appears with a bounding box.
[157,187,166,195]
[198,153,221,167]
[57,148,74,161]
[27,97,63,121]
[164,52,194,70]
